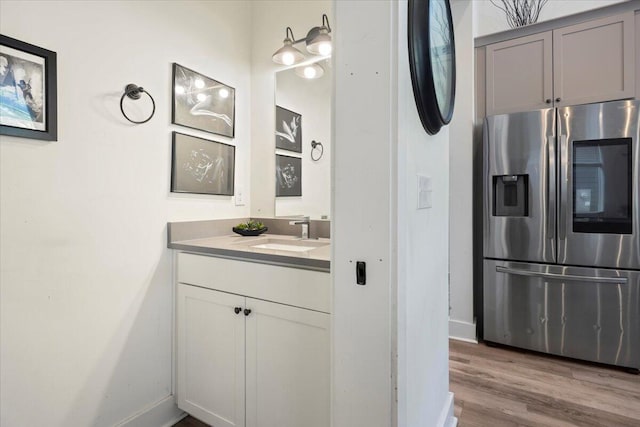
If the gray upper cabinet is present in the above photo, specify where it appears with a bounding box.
[486,32,553,116]
[553,12,635,108]
[485,11,636,116]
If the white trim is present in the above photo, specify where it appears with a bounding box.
[448,319,477,343]
[436,392,458,427]
[115,395,185,427]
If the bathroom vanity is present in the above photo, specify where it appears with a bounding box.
[169,223,330,427]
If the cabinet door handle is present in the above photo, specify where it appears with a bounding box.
[555,97,561,102]
[244,309,252,316]
[234,307,242,314]
[545,99,551,104]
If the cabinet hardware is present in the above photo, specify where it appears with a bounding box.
[234,307,242,314]
[555,97,561,102]
[244,309,252,316]
[545,99,551,104]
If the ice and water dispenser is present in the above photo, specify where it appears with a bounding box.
[493,174,528,217]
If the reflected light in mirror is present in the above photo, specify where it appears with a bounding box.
[194,78,205,89]
[218,88,230,98]
[196,93,207,102]
[175,85,185,95]
[295,63,324,79]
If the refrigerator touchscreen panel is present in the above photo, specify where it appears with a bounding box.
[573,138,632,234]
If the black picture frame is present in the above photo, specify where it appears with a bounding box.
[275,105,302,153]
[0,34,57,141]
[172,63,235,138]
[171,131,235,196]
[275,154,302,197]
[408,0,456,135]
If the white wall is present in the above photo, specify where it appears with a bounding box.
[333,1,395,424]
[275,64,331,219]
[448,0,477,342]
[0,1,251,426]
[396,0,454,423]
[250,1,332,218]
[448,0,628,342]
[333,1,453,426]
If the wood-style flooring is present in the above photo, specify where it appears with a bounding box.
[451,340,640,427]
[173,415,208,427]
[174,340,640,427]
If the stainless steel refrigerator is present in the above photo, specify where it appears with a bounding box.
[483,99,640,371]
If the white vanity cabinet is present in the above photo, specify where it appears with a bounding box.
[485,11,636,115]
[177,284,246,427]
[176,253,330,427]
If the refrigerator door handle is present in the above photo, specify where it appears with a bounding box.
[496,266,628,284]
[558,134,568,240]
[546,135,556,241]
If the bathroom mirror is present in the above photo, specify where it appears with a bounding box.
[274,58,331,219]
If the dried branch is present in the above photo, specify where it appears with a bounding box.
[490,0,549,28]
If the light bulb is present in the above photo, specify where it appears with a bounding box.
[196,93,207,102]
[175,85,185,95]
[318,42,332,56]
[282,52,295,66]
[219,88,229,98]
[194,78,205,89]
[304,66,317,79]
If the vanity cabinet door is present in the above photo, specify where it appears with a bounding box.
[245,298,330,427]
[486,31,553,116]
[177,284,246,427]
[553,12,635,107]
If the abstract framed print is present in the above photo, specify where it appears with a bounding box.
[172,63,235,138]
[275,105,302,153]
[171,132,235,196]
[276,154,302,197]
[0,34,57,141]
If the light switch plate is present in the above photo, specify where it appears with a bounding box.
[417,175,432,209]
[235,186,245,206]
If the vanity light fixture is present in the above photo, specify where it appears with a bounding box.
[272,14,332,65]
[305,14,332,56]
[272,27,305,66]
[295,63,324,79]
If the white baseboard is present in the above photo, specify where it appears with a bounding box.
[448,318,477,343]
[436,392,458,427]
[115,395,186,427]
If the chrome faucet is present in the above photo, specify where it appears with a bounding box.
[289,217,310,239]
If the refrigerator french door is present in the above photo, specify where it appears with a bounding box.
[483,100,640,370]
[558,101,640,270]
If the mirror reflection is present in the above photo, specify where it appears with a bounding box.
[274,58,331,219]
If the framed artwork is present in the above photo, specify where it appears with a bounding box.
[172,63,235,138]
[276,154,302,197]
[275,105,302,153]
[171,131,235,196]
[0,34,57,141]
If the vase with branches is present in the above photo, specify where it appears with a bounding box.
[490,0,549,28]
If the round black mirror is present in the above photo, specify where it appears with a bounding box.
[408,0,456,135]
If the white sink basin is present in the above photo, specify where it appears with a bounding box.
[250,242,319,252]
[232,237,329,254]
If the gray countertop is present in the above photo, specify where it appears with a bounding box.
[168,234,331,272]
